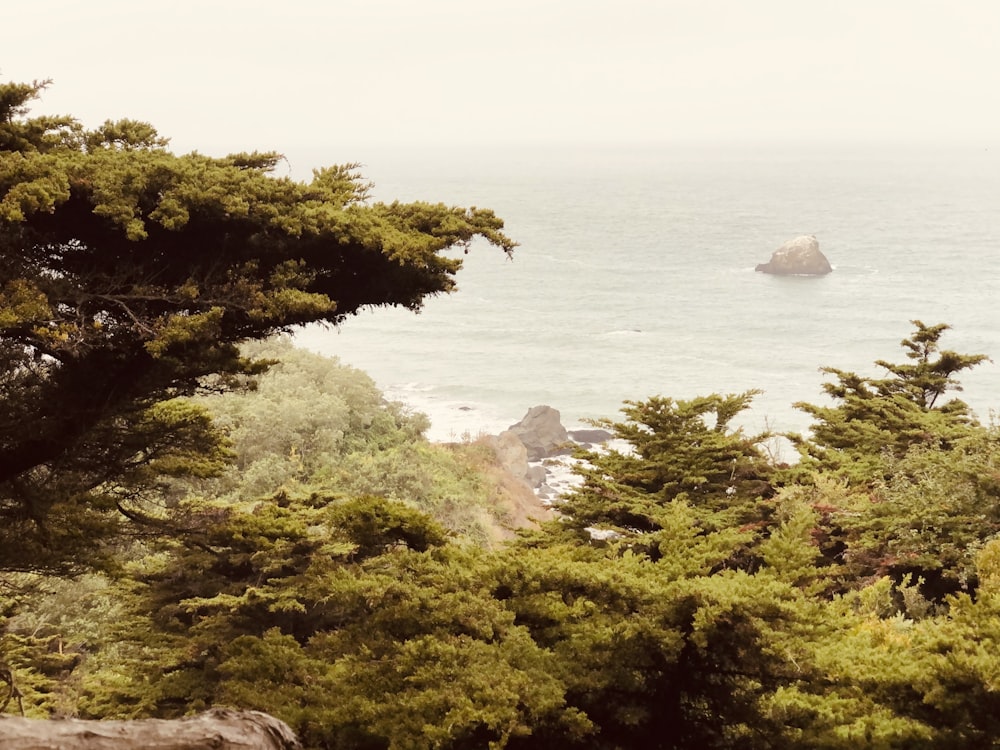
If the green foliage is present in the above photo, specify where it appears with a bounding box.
[64,493,583,748]
[0,79,514,574]
[790,321,988,484]
[0,573,130,718]
[902,542,1000,746]
[835,430,1000,600]
[497,525,930,749]
[0,80,80,152]
[190,338,421,492]
[758,493,827,592]
[0,392,229,575]
[558,391,774,545]
[181,337,526,543]
[66,486,906,749]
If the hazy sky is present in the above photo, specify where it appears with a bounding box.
[5,1,1000,155]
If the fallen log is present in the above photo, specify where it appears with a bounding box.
[0,707,301,750]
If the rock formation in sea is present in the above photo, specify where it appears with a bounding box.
[755,235,833,276]
[488,406,614,499]
[507,405,572,461]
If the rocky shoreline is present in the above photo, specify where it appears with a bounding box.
[482,405,614,503]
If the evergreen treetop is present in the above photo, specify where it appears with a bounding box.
[791,320,988,483]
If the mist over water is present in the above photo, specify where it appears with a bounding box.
[293,143,1000,452]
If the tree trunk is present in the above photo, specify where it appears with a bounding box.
[0,708,300,750]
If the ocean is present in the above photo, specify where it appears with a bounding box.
[292,143,1000,457]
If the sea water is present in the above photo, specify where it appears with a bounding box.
[292,143,1000,456]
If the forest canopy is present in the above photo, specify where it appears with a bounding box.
[2,320,998,750]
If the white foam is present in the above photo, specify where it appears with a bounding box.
[383,385,518,443]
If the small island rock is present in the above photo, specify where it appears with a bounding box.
[755,235,833,276]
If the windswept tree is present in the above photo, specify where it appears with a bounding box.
[786,321,994,600]
[790,320,988,484]
[0,79,515,573]
[554,391,775,547]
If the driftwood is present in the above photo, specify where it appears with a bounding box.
[0,707,301,750]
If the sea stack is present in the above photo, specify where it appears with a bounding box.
[507,405,571,461]
[755,235,832,276]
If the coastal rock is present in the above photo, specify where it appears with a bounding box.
[477,433,554,539]
[755,235,832,276]
[568,428,614,446]
[526,464,548,488]
[508,405,571,461]
[491,429,529,481]
[488,431,552,490]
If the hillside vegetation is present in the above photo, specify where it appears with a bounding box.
[3,323,1000,749]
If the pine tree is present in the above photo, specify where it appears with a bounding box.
[791,321,988,484]
[556,391,775,545]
